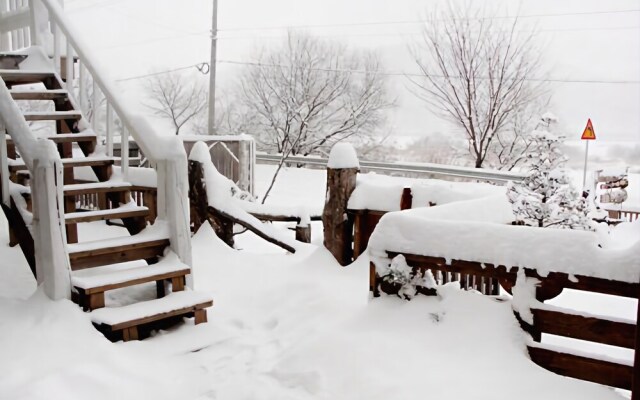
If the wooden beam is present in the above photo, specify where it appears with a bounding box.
[528,346,633,390]
[69,239,170,270]
[208,206,296,254]
[532,308,636,349]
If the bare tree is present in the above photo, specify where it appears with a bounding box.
[408,2,545,168]
[143,72,208,135]
[236,32,392,201]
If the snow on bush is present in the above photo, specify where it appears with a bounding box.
[508,129,593,230]
[378,255,437,299]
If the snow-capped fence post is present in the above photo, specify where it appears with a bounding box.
[322,143,359,266]
[31,141,71,300]
[295,223,311,243]
[400,187,413,210]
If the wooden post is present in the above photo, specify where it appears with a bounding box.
[400,187,413,210]
[188,159,234,247]
[295,223,311,243]
[322,165,358,266]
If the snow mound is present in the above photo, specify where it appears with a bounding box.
[327,142,359,169]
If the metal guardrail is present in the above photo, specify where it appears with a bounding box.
[256,153,526,183]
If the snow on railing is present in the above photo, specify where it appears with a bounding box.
[256,153,527,183]
[30,0,192,273]
[0,0,31,51]
[0,79,71,299]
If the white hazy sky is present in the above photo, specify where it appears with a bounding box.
[66,0,640,142]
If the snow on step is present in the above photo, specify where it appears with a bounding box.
[64,203,148,221]
[23,110,82,120]
[71,252,189,290]
[67,220,170,254]
[64,181,131,193]
[8,156,116,168]
[90,291,213,327]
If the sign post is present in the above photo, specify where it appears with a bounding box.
[581,119,596,188]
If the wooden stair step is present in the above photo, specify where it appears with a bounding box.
[9,156,115,172]
[6,132,97,144]
[23,110,82,121]
[72,254,190,295]
[65,205,149,224]
[64,181,132,196]
[9,88,68,100]
[67,227,171,270]
[0,70,55,85]
[90,290,213,337]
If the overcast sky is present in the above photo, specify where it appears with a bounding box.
[66,0,640,143]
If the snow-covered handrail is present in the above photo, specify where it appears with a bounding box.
[0,78,39,170]
[31,0,192,271]
[0,1,31,51]
[34,0,182,168]
[256,153,527,183]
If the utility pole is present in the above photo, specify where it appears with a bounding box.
[207,0,218,135]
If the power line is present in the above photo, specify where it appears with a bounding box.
[114,63,210,82]
[216,59,640,85]
[216,25,640,41]
[218,9,640,32]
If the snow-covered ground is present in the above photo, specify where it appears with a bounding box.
[0,164,635,399]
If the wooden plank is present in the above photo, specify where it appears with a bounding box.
[400,187,413,210]
[64,208,149,224]
[23,111,82,121]
[9,89,68,101]
[388,252,640,299]
[10,157,115,172]
[64,183,131,197]
[194,309,208,324]
[0,71,54,85]
[532,308,636,349]
[108,300,214,331]
[69,239,170,270]
[528,346,633,390]
[79,268,190,295]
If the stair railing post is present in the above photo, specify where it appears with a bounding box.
[64,40,72,89]
[105,102,113,156]
[31,141,71,300]
[121,125,129,179]
[156,139,192,287]
[0,119,9,207]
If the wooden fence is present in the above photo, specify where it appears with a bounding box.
[606,208,640,223]
[370,252,639,395]
[349,187,500,295]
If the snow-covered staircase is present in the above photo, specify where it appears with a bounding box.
[0,48,212,342]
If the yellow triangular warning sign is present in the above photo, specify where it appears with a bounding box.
[581,119,596,140]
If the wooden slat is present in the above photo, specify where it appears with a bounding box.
[388,252,640,299]
[9,89,68,100]
[633,281,640,400]
[64,183,131,197]
[108,300,213,331]
[7,133,96,144]
[69,239,170,270]
[532,308,636,349]
[9,157,114,172]
[65,208,149,224]
[23,111,82,121]
[78,268,190,295]
[0,70,54,85]
[528,346,633,390]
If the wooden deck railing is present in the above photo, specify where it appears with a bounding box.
[371,252,640,394]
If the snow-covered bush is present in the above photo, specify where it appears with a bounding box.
[379,255,437,299]
[507,128,593,230]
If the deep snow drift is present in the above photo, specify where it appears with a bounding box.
[0,165,634,399]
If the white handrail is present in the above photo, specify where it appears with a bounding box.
[30,0,192,272]
[36,0,177,168]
